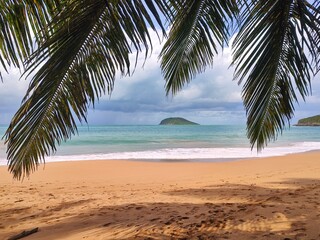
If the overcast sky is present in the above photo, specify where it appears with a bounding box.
[0,31,319,126]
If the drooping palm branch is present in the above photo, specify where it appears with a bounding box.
[160,0,238,94]
[232,0,320,150]
[311,0,320,72]
[0,0,64,74]
[4,0,170,179]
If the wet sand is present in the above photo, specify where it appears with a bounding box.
[1,152,320,239]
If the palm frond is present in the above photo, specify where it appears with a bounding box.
[0,0,62,72]
[232,0,320,150]
[4,0,167,179]
[309,0,320,73]
[160,0,237,95]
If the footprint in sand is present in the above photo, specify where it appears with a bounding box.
[102,222,112,227]
[150,217,161,222]
[294,233,307,240]
[164,218,174,225]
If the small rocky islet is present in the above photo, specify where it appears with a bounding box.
[159,117,199,125]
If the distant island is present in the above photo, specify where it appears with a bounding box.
[159,117,199,125]
[294,115,320,126]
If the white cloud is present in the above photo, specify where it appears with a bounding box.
[174,85,202,101]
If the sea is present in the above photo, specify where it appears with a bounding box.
[1,125,320,166]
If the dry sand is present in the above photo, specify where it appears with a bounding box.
[1,152,320,240]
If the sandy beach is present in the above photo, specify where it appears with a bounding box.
[1,152,320,240]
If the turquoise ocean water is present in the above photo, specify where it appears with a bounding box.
[1,125,320,165]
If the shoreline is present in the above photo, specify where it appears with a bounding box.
[1,151,320,239]
[1,148,320,167]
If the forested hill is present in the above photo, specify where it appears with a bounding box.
[295,115,320,126]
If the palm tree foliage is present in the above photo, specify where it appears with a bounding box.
[2,0,170,179]
[160,0,237,94]
[0,0,319,178]
[0,0,64,73]
[233,0,320,149]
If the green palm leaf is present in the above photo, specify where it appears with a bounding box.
[0,0,62,73]
[160,0,237,95]
[310,0,320,72]
[4,0,167,179]
[232,0,320,150]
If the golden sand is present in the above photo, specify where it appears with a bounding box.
[1,152,320,239]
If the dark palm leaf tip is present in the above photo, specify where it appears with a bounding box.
[0,0,62,73]
[308,1,320,72]
[233,0,319,150]
[4,0,169,179]
[160,0,237,95]
[0,4,30,70]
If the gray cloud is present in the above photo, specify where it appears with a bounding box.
[0,31,319,126]
[90,38,246,124]
[0,68,30,124]
[95,98,243,113]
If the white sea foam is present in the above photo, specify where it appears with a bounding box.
[1,141,318,166]
[48,142,320,161]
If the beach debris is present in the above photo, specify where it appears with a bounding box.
[8,227,39,240]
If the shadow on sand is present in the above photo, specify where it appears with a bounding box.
[2,178,320,240]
